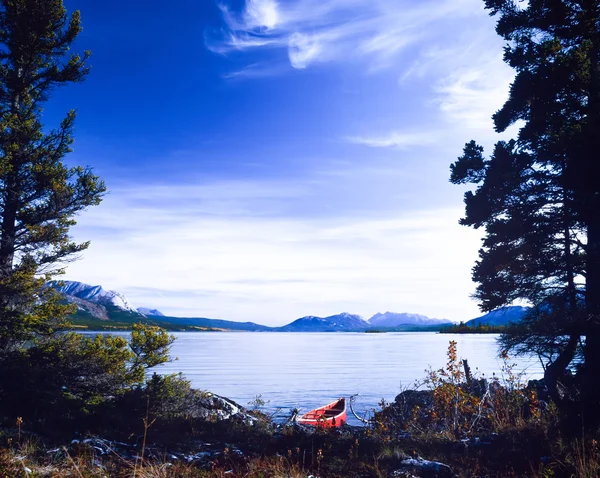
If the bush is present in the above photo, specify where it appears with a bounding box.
[374,341,551,439]
[0,324,174,434]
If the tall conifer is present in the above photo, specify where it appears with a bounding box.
[452,0,600,413]
[0,0,105,349]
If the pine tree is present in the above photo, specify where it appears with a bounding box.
[451,0,600,412]
[0,0,105,349]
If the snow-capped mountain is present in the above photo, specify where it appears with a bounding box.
[50,280,458,332]
[368,312,452,327]
[50,281,138,313]
[137,307,165,317]
[278,312,368,331]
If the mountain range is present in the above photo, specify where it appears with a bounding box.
[278,312,369,332]
[465,306,530,327]
[369,312,451,327]
[50,280,523,332]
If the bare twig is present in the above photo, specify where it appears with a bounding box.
[469,384,491,433]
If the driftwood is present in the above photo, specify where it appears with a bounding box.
[349,394,370,424]
[462,359,472,386]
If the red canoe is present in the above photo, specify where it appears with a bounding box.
[296,398,347,427]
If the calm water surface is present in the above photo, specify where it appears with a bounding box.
[150,332,542,425]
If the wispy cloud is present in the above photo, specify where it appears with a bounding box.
[401,27,514,132]
[345,24,514,150]
[66,177,482,325]
[434,64,513,131]
[346,131,435,149]
[221,62,290,79]
[207,0,485,72]
[244,0,279,30]
[210,0,514,151]
[288,32,323,69]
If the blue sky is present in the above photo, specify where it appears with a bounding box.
[56,0,516,325]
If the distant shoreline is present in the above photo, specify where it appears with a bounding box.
[439,324,508,334]
[71,327,446,333]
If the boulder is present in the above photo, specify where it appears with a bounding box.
[393,456,453,477]
[390,390,434,423]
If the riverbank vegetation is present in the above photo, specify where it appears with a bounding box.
[0,341,598,477]
[439,322,507,334]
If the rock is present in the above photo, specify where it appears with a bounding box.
[395,390,434,409]
[393,456,453,477]
[196,393,257,424]
[390,390,434,423]
[525,378,550,401]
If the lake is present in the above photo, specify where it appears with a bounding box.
[150,332,543,426]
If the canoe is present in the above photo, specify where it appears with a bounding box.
[296,398,347,427]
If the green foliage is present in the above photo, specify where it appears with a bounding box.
[0,0,106,349]
[129,323,175,380]
[115,373,200,424]
[0,325,174,430]
[248,394,268,411]
[141,373,196,418]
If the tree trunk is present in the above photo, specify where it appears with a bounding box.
[0,174,18,278]
[544,333,579,406]
[580,2,600,421]
[583,213,600,418]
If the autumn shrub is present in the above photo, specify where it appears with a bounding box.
[483,351,543,432]
[375,341,550,439]
[423,341,481,436]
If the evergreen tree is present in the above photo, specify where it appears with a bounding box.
[451,0,600,412]
[0,0,105,349]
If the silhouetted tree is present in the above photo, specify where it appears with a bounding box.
[0,0,105,349]
[451,0,600,414]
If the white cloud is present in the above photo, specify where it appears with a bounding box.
[209,0,484,71]
[211,0,516,149]
[346,131,435,149]
[244,0,279,30]
[221,62,289,79]
[65,179,483,326]
[346,22,516,148]
[399,26,514,132]
[288,32,322,69]
[434,65,512,131]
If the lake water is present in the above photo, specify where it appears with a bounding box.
[149,332,543,426]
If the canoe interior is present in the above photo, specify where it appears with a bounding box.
[298,398,346,426]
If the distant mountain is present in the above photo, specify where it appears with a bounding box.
[48,280,142,321]
[50,280,273,331]
[278,312,368,332]
[368,312,452,327]
[466,306,530,327]
[137,307,165,317]
[51,281,137,312]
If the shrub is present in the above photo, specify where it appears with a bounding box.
[0,324,174,433]
[374,341,551,439]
